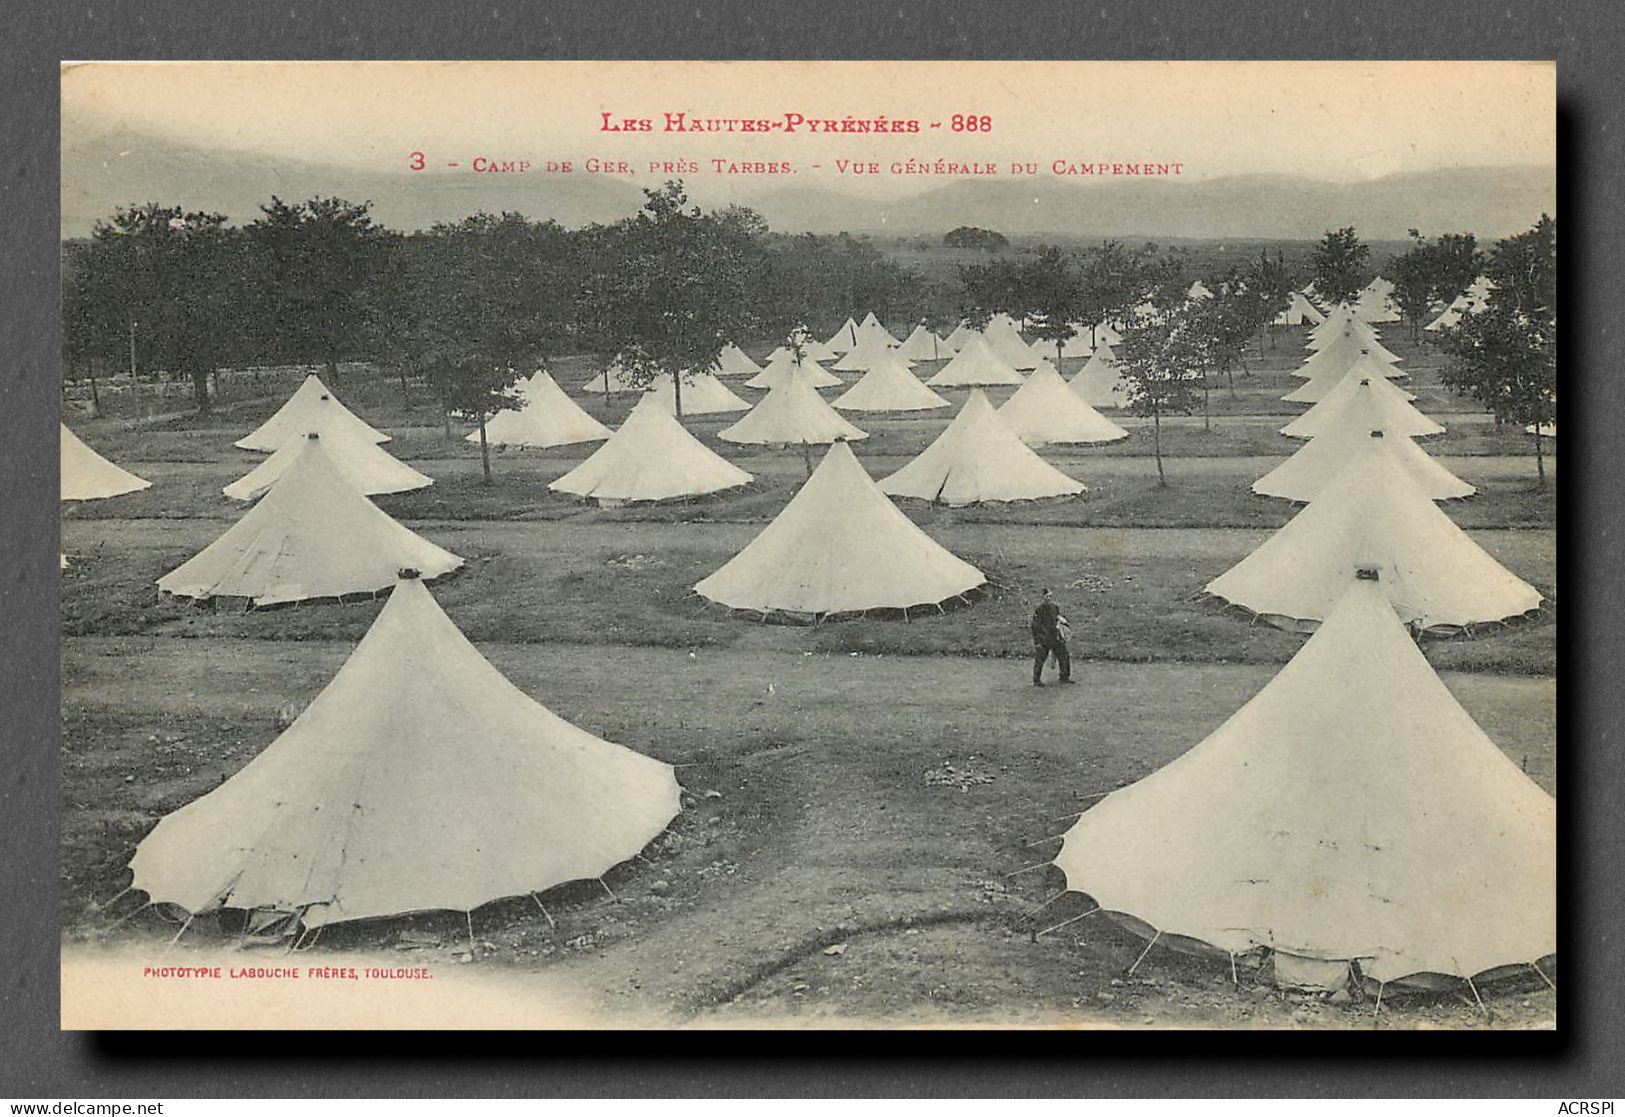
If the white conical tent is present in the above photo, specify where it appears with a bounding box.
[549,395,753,506]
[1291,329,1403,382]
[1055,575,1555,989]
[998,360,1128,446]
[880,390,1085,505]
[1285,349,1409,406]
[159,435,463,607]
[794,329,841,363]
[236,375,389,451]
[1354,276,1402,323]
[1254,394,1474,502]
[895,325,955,361]
[1424,295,1470,332]
[1273,291,1327,327]
[832,328,903,372]
[858,312,902,348]
[228,411,433,501]
[832,354,951,413]
[130,576,680,928]
[1306,305,1370,350]
[1059,328,1095,358]
[644,372,751,415]
[60,424,151,501]
[981,317,1042,370]
[824,318,861,354]
[1092,321,1123,347]
[1206,436,1541,630]
[712,344,763,378]
[1282,373,1442,440]
[747,351,842,391]
[945,320,977,349]
[926,335,1024,387]
[719,369,869,445]
[463,371,612,449]
[580,360,644,394]
[694,441,985,617]
[1068,342,1130,408]
[1186,280,1214,301]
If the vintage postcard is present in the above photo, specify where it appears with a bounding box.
[58,60,1557,1030]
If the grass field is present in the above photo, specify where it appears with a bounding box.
[59,322,1559,1029]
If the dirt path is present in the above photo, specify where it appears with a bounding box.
[62,638,1557,1028]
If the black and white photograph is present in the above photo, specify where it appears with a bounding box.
[55,60,1558,1031]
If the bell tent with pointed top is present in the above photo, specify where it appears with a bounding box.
[236,374,389,451]
[130,575,681,929]
[1273,291,1327,327]
[549,395,753,506]
[579,359,644,394]
[925,334,1024,387]
[1206,434,1540,631]
[998,360,1128,446]
[945,320,978,349]
[694,441,985,619]
[1354,276,1402,323]
[832,328,903,372]
[1254,393,1474,503]
[896,324,956,362]
[746,351,843,391]
[1186,280,1214,301]
[794,328,841,363]
[1068,342,1130,408]
[1285,349,1413,406]
[857,312,902,348]
[643,372,751,415]
[1059,328,1095,358]
[718,369,869,446]
[712,343,763,378]
[464,370,611,449]
[824,317,862,354]
[1055,573,1554,990]
[1290,329,1403,383]
[159,435,463,607]
[60,424,152,501]
[1306,304,1373,350]
[980,316,1042,370]
[1282,373,1442,440]
[832,353,952,413]
[228,413,434,502]
[880,390,1085,506]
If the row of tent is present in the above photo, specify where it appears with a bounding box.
[69,303,1555,993]
[1057,305,1551,992]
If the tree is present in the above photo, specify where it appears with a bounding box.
[1439,216,1557,485]
[1246,249,1294,351]
[1116,305,1202,485]
[1020,247,1086,371]
[1389,240,1436,342]
[66,204,247,414]
[405,213,571,478]
[944,226,1009,252]
[246,196,392,380]
[592,182,765,418]
[1311,226,1370,307]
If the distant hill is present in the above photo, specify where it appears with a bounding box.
[741,167,1556,242]
[62,127,1553,242]
[61,129,650,236]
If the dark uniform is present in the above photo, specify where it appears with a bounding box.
[1031,598,1071,684]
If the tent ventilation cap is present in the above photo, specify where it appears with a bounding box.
[397,567,421,580]
[1369,430,1385,439]
[1358,378,1372,386]
[320,394,331,401]
[306,432,321,441]
[1356,567,1381,581]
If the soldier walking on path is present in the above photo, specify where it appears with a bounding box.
[1031,587,1073,687]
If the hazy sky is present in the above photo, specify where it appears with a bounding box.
[62,61,1554,195]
